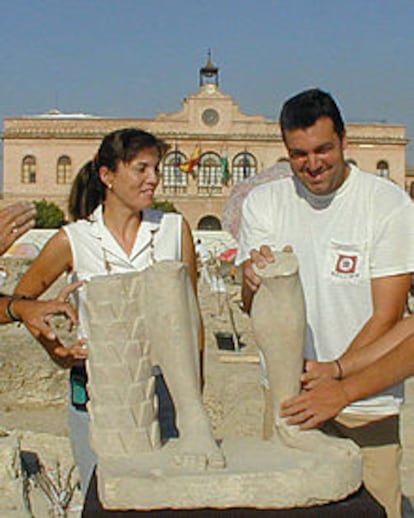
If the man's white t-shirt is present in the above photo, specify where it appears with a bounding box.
[236,166,414,415]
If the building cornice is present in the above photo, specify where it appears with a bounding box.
[2,129,407,146]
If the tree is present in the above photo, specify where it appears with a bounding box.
[151,198,178,213]
[34,199,66,228]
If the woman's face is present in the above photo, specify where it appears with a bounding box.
[102,147,161,212]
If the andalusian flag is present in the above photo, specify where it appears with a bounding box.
[179,146,201,177]
[221,151,230,185]
[242,152,250,179]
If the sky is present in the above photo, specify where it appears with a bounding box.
[1,0,413,168]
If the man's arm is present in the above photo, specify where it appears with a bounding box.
[346,273,409,352]
[241,260,256,314]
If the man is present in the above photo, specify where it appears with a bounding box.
[236,88,414,518]
[0,201,77,339]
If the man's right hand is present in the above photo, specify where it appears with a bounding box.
[244,245,276,293]
[242,245,275,313]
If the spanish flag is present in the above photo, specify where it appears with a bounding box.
[179,146,201,176]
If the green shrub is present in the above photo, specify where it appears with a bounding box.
[151,198,178,213]
[34,199,66,228]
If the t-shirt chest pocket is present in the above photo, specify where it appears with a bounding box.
[325,240,369,284]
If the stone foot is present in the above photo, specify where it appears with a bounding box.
[272,419,359,458]
[172,436,226,471]
[164,423,226,471]
[172,448,225,471]
[161,442,225,472]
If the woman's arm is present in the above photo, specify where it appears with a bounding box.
[14,229,86,368]
[181,217,197,293]
[15,229,73,297]
[181,218,205,384]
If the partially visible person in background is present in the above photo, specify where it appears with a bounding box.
[195,238,212,286]
[0,201,77,339]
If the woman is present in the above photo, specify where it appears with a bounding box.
[14,128,200,494]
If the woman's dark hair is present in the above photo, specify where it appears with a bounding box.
[279,88,345,141]
[68,128,168,220]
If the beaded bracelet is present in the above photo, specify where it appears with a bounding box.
[5,295,34,322]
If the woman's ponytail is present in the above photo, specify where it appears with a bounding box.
[68,160,106,220]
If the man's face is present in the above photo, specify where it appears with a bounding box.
[283,116,349,195]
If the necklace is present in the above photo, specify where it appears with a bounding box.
[101,227,159,274]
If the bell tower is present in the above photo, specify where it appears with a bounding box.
[199,50,219,88]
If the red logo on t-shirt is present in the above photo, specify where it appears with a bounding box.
[335,255,357,274]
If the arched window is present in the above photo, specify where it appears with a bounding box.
[197,215,222,230]
[376,160,390,179]
[198,152,222,194]
[21,155,36,184]
[56,155,72,184]
[161,151,188,194]
[232,152,257,185]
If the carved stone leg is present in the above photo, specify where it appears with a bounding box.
[251,250,357,454]
[84,273,161,457]
[145,262,225,469]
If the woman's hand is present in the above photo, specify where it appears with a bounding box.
[301,359,339,390]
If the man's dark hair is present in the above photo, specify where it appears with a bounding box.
[279,88,345,141]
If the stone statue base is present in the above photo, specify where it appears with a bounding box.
[96,436,361,510]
